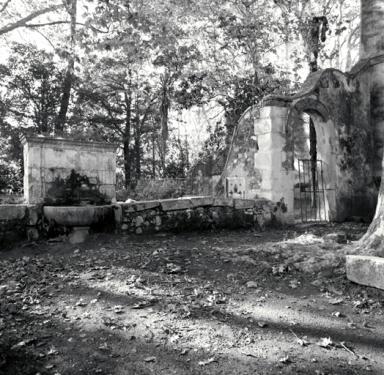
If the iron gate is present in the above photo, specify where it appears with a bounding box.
[297,159,328,222]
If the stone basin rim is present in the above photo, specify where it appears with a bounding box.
[43,205,111,226]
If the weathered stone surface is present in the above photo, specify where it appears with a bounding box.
[22,135,118,204]
[135,216,144,227]
[27,205,41,225]
[160,198,193,211]
[27,227,39,241]
[346,255,384,290]
[43,205,112,226]
[233,199,255,210]
[190,196,214,207]
[112,204,122,224]
[212,198,233,207]
[69,227,89,244]
[0,205,27,220]
[133,200,160,211]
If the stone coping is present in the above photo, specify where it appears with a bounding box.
[0,205,28,220]
[0,198,270,222]
[21,135,119,150]
[118,197,270,212]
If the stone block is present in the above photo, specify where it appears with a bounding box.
[133,200,160,211]
[135,216,144,227]
[68,226,89,244]
[113,204,122,224]
[27,227,39,241]
[190,196,214,207]
[254,118,272,134]
[27,205,41,225]
[123,203,136,213]
[212,198,234,207]
[0,205,27,221]
[258,106,288,120]
[160,198,193,211]
[346,255,384,290]
[233,199,255,209]
[155,216,162,226]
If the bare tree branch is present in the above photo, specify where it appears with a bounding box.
[26,20,70,27]
[0,4,64,36]
[26,21,109,34]
[0,0,12,14]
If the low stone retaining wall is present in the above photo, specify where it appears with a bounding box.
[0,197,288,247]
[0,205,41,247]
[115,197,288,235]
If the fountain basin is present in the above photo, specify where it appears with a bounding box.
[43,205,112,226]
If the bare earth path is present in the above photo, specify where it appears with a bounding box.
[1,223,383,375]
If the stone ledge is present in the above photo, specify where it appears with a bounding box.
[212,198,234,207]
[234,199,256,209]
[190,197,214,207]
[22,135,119,151]
[121,200,160,212]
[160,198,193,211]
[133,200,161,211]
[0,205,27,221]
[346,255,384,290]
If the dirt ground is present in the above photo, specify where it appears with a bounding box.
[1,223,384,375]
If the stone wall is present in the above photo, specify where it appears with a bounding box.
[221,105,295,223]
[115,197,288,235]
[22,136,118,204]
[221,66,379,222]
[220,106,263,200]
[0,205,41,248]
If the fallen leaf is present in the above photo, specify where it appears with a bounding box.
[279,356,292,364]
[317,337,333,349]
[241,351,257,358]
[76,299,87,307]
[297,337,309,347]
[329,298,344,305]
[132,301,151,309]
[246,281,258,288]
[144,356,156,362]
[113,305,124,314]
[11,341,26,350]
[180,348,189,355]
[198,357,216,366]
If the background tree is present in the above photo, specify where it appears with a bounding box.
[0,0,360,192]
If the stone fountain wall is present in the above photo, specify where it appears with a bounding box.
[22,136,118,205]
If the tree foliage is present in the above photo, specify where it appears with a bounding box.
[0,0,360,189]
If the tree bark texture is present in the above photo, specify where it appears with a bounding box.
[56,0,77,133]
[355,0,384,253]
[123,90,132,189]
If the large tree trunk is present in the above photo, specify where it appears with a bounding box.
[133,117,141,183]
[56,0,77,133]
[354,0,384,253]
[123,91,132,189]
[355,163,384,256]
[159,71,170,175]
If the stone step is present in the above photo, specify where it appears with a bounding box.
[346,255,384,290]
